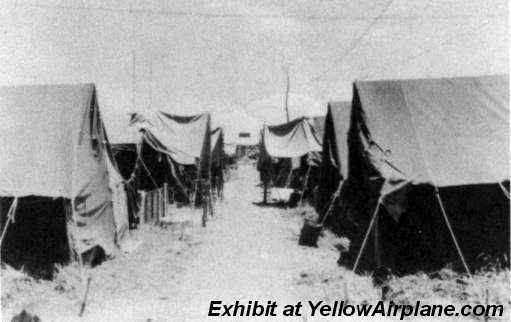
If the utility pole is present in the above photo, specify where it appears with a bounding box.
[283,66,290,122]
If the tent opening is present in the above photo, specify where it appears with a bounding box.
[1,197,70,279]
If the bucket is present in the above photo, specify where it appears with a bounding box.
[298,219,323,247]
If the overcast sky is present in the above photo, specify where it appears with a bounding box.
[0,0,508,140]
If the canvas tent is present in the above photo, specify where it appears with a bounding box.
[323,75,510,273]
[306,116,326,167]
[0,84,122,276]
[257,117,322,203]
[312,116,326,143]
[130,111,211,210]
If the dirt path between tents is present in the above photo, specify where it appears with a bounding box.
[3,164,509,322]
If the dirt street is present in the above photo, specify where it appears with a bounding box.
[2,164,508,322]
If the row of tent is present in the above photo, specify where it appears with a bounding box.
[258,74,510,274]
[0,84,226,278]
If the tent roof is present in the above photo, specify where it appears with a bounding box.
[353,74,509,186]
[0,83,96,197]
[130,111,210,165]
[262,117,322,158]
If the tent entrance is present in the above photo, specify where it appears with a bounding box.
[0,196,71,279]
[350,181,510,275]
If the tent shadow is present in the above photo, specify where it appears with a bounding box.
[252,201,289,209]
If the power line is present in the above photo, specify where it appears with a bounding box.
[355,0,434,80]
[363,19,492,80]
[307,18,492,99]
[299,0,395,86]
[13,2,505,21]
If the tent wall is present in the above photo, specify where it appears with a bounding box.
[68,87,117,255]
[316,102,351,221]
[139,187,167,225]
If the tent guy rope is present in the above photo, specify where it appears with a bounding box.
[0,197,19,249]
[352,191,383,273]
[498,181,510,200]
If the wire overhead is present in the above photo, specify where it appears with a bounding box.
[300,0,395,86]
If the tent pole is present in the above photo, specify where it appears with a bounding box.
[299,165,312,206]
[353,201,382,273]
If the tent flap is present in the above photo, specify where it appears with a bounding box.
[262,117,322,159]
[131,111,211,178]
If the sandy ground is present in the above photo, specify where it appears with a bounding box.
[2,164,510,321]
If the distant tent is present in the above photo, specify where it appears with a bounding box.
[211,127,225,198]
[130,111,211,207]
[323,75,510,273]
[260,117,321,159]
[316,102,351,212]
[312,102,352,215]
[311,116,326,144]
[0,84,122,277]
[257,117,322,203]
[306,116,326,167]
